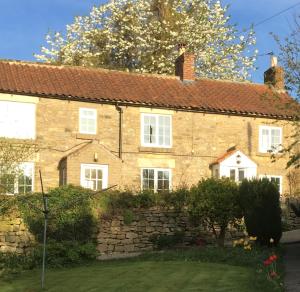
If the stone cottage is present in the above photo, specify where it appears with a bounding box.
[0,52,299,195]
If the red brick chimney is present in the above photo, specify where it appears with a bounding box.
[264,56,285,91]
[175,44,195,82]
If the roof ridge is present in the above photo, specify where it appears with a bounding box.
[196,77,267,88]
[0,59,274,86]
[0,59,180,80]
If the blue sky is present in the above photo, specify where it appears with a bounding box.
[0,0,299,83]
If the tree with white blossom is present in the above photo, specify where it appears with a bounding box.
[36,0,257,80]
[273,16,300,170]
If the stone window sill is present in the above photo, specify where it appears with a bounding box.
[139,146,174,154]
[76,133,97,140]
[255,152,283,158]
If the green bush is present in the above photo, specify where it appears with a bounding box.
[35,240,97,268]
[0,240,97,278]
[150,230,185,249]
[0,185,99,273]
[160,188,189,210]
[189,178,241,247]
[18,185,97,243]
[239,179,282,246]
[0,251,38,279]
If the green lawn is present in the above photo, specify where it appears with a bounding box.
[0,247,283,292]
[0,260,272,292]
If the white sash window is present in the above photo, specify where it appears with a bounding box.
[141,168,171,192]
[0,101,35,139]
[80,164,108,191]
[141,114,172,148]
[259,126,282,153]
[79,108,97,134]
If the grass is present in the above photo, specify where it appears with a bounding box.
[0,246,284,292]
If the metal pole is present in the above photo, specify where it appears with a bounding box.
[41,197,48,290]
[39,170,48,290]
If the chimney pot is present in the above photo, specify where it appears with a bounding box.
[270,55,278,67]
[264,56,285,91]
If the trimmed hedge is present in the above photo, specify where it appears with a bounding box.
[239,178,282,246]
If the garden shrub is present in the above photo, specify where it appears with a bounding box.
[0,185,99,273]
[18,185,97,243]
[34,240,97,268]
[189,178,241,247]
[150,230,185,249]
[160,188,189,210]
[239,178,282,246]
[0,251,38,279]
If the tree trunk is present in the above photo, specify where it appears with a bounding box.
[217,227,226,247]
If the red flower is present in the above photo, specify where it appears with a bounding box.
[263,260,271,266]
[269,254,278,262]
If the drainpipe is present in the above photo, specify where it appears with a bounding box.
[115,104,123,160]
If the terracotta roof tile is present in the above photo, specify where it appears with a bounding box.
[210,149,239,166]
[0,60,299,119]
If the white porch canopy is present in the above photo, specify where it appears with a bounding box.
[210,149,257,183]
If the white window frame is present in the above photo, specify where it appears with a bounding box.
[0,101,36,139]
[259,174,283,194]
[259,126,282,153]
[0,162,34,195]
[141,168,172,192]
[141,113,172,148]
[79,108,97,135]
[80,164,108,191]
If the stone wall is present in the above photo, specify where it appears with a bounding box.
[0,216,35,254]
[97,208,209,259]
[284,198,300,230]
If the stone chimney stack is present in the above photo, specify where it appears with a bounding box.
[175,44,195,82]
[264,55,285,91]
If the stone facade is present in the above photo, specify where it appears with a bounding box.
[283,198,300,230]
[0,92,298,194]
[0,216,35,254]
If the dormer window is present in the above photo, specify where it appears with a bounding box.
[141,113,172,148]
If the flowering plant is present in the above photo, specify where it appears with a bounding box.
[263,254,279,280]
[232,235,257,251]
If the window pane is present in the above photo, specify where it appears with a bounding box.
[261,129,270,151]
[271,129,281,149]
[97,170,103,180]
[91,169,97,179]
[163,171,169,180]
[158,116,171,146]
[230,169,236,181]
[238,169,245,182]
[142,169,154,191]
[17,163,34,194]
[157,170,170,192]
